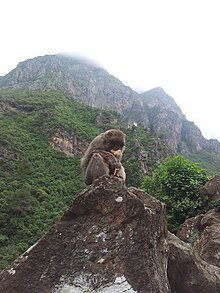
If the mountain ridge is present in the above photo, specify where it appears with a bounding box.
[1,54,220,172]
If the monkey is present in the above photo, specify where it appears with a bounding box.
[81,129,126,185]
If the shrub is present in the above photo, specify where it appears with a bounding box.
[141,155,210,232]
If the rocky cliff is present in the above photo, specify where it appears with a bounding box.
[140,87,184,119]
[1,176,220,293]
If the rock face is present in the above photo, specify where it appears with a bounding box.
[140,87,184,119]
[200,175,220,201]
[0,176,170,293]
[168,232,220,293]
[148,106,183,151]
[177,209,220,269]
[49,127,88,157]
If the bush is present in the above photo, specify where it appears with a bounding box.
[141,155,210,232]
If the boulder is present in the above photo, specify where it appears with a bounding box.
[168,232,220,293]
[177,209,220,268]
[200,175,220,201]
[1,175,220,293]
[0,176,170,293]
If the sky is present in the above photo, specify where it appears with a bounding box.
[1,0,220,140]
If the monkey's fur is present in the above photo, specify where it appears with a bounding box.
[81,129,126,185]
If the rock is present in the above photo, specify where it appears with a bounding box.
[2,175,220,292]
[49,127,87,157]
[176,214,203,244]
[140,87,184,119]
[194,210,220,268]
[0,176,170,293]
[168,232,220,293]
[200,175,220,201]
[177,209,220,268]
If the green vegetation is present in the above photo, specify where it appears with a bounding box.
[0,92,83,269]
[188,150,220,176]
[0,89,121,270]
[141,155,210,232]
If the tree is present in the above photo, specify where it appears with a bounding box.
[141,155,210,232]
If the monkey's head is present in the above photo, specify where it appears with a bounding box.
[104,129,125,157]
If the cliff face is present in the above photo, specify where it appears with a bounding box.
[1,176,220,293]
[140,87,184,119]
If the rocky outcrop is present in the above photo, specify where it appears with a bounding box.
[0,98,48,116]
[0,176,170,293]
[1,176,220,292]
[148,106,183,152]
[168,232,220,293]
[177,176,220,269]
[200,175,220,201]
[177,209,220,269]
[140,87,184,119]
[49,128,87,157]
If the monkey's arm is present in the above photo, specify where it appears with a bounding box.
[92,150,117,164]
[84,153,109,185]
[92,150,121,175]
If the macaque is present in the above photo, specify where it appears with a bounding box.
[81,129,126,185]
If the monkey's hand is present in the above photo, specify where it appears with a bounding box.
[113,161,122,177]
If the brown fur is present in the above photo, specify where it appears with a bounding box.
[81,129,126,185]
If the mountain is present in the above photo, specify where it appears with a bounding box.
[1,54,220,174]
[140,87,184,119]
[0,54,142,113]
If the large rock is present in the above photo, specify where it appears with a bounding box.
[1,176,220,292]
[177,209,220,269]
[168,232,220,293]
[200,175,220,201]
[0,176,170,293]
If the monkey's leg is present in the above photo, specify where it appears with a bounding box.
[85,153,109,185]
[117,165,126,181]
